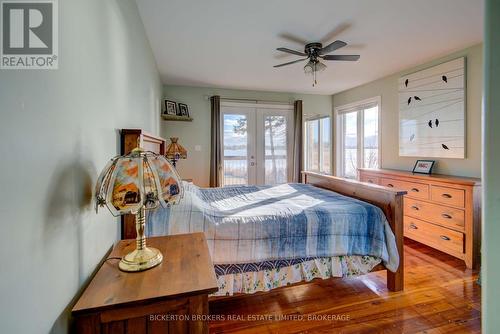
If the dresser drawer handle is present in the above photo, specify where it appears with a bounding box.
[441,193,452,199]
[410,188,420,192]
[411,205,419,211]
[440,235,451,241]
[409,223,418,230]
[387,183,394,188]
[441,213,452,219]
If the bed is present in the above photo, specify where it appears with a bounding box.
[120,129,406,295]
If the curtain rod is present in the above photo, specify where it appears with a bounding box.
[204,95,294,105]
[305,114,330,121]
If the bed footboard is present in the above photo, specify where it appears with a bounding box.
[302,171,407,292]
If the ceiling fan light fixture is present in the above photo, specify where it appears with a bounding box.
[315,61,327,72]
[303,60,315,75]
[303,60,326,75]
[304,60,326,87]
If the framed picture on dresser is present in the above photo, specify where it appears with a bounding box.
[412,160,435,174]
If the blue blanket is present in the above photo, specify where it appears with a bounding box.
[147,182,399,272]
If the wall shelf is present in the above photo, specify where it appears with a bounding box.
[162,115,193,122]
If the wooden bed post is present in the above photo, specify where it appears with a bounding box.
[120,129,167,240]
[302,171,406,292]
[386,194,404,292]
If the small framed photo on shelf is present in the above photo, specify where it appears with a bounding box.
[412,160,435,174]
[178,103,189,117]
[164,100,177,116]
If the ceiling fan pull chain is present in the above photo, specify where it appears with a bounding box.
[313,62,316,87]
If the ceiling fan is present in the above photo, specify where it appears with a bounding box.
[274,40,360,86]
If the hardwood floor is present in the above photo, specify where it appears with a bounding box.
[209,239,481,333]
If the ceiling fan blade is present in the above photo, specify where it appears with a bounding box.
[322,54,360,61]
[320,23,351,45]
[278,32,309,46]
[273,58,308,68]
[277,47,306,56]
[320,40,347,54]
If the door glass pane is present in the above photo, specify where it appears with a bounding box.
[223,114,248,186]
[343,112,358,178]
[364,106,379,168]
[264,115,287,184]
[320,118,331,173]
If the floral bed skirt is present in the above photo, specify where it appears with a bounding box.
[213,255,381,296]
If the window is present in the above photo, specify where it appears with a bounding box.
[304,117,331,174]
[335,97,380,178]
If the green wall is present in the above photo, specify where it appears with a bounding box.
[0,1,162,333]
[482,0,500,332]
[162,85,332,186]
[332,44,483,177]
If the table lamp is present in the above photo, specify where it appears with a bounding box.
[95,144,182,272]
[165,137,187,168]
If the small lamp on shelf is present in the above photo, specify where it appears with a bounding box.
[95,143,183,272]
[166,137,187,168]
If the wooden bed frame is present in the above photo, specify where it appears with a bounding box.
[302,171,406,292]
[119,129,406,292]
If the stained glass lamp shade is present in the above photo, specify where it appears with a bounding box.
[165,137,187,168]
[95,145,183,272]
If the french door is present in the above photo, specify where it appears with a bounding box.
[221,101,293,186]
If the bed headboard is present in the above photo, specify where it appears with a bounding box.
[120,129,166,239]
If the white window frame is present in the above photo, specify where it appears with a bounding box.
[304,116,331,174]
[334,96,381,178]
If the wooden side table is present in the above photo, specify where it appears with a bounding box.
[72,233,218,334]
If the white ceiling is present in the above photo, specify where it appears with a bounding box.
[136,0,483,95]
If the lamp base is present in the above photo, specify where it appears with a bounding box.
[118,247,163,272]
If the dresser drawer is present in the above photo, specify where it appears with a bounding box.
[360,175,379,185]
[430,185,465,208]
[404,198,465,231]
[380,178,429,199]
[404,217,464,257]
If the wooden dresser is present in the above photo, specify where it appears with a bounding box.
[358,168,481,269]
[72,233,218,334]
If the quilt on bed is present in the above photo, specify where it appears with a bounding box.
[147,182,399,273]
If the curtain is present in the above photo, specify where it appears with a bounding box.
[210,96,222,187]
[290,100,303,183]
